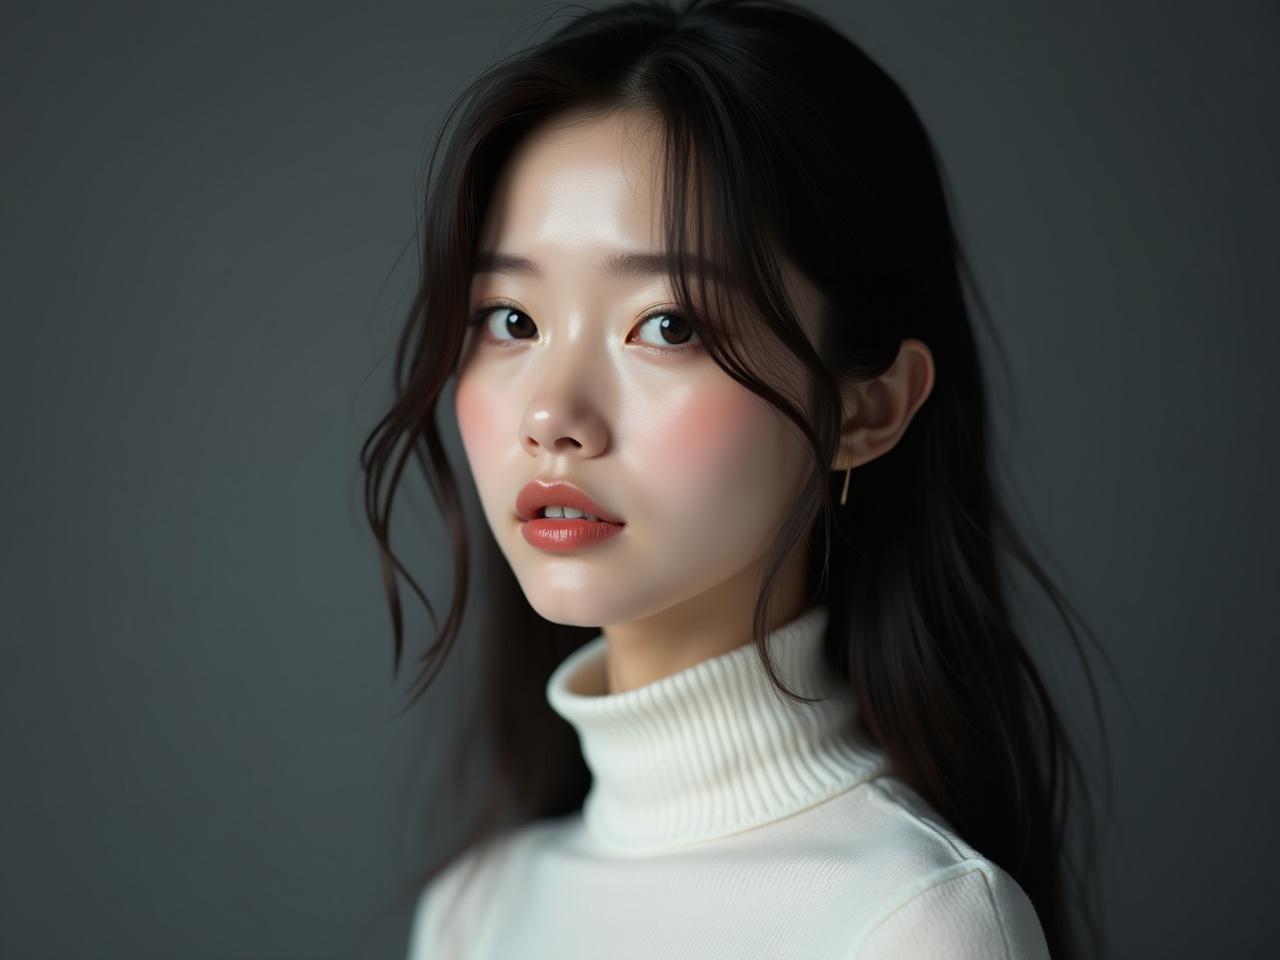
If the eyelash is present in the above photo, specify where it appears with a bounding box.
[466,298,703,355]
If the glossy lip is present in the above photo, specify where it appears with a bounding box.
[520,515,625,552]
[515,478,625,525]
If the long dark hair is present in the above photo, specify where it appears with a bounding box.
[360,1,1115,956]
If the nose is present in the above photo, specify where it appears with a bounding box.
[519,376,610,459]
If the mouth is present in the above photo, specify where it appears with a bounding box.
[514,477,626,552]
[528,506,622,524]
[514,477,626,526]
[519,508,626,552]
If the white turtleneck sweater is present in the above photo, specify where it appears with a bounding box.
[405,604,1051,959]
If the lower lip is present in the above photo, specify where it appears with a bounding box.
[520,517,625,552]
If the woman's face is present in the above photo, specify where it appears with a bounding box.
[454,108,824,634]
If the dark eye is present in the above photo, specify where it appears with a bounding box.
[466,301,702,353]
[633,311,699,349]
[469,304,537,341]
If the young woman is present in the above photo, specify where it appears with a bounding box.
[361,1,1109,956]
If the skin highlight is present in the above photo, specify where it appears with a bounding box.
[454,107,934,694]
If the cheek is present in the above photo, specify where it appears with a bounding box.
[636,381,784,517]
[663,389,757,477]
[455,374,506,480]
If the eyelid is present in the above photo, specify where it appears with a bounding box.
[467,298,703,354]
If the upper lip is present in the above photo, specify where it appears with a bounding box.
[516,478,625,524]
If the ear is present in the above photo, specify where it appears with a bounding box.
[832,337,936,472]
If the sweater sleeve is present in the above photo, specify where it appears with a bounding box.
[852,862,1051,960]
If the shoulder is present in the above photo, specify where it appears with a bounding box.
[843,777,1051,960]
[404,843,486,960]
[850,858,1050,960]
[404,818,571,960]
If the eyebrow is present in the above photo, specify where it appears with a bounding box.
[472,250,737,289]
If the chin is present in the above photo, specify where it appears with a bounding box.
[523,592,606,629]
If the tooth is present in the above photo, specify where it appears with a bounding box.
[538,505,606,521]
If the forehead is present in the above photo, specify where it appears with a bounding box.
[470,109,827,349]
[477,108,670,253]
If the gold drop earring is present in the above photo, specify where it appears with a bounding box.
[839,466,851,506]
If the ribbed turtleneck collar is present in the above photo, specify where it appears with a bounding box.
[545,603,885,854]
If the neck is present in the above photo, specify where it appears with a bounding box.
[597,544,813,694]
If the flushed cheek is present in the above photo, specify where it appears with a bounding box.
[664,388,756,474]
[628,383,785,536]
[454,374,512,501]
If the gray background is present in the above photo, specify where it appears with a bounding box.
[2,1,1276,957]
